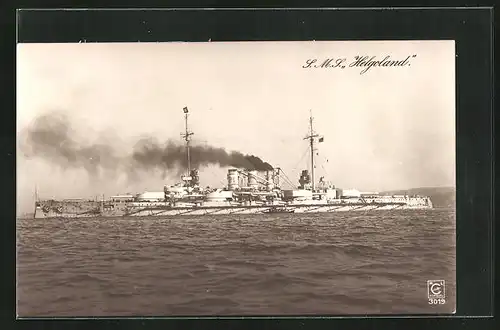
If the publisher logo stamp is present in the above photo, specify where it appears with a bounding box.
[427,280,445,299]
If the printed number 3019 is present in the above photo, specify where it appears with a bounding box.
[428,298,446,305]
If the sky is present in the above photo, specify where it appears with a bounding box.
[16,40,455,215]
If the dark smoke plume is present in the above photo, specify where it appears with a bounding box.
[132,138,274,172]
[19,112,120,177]
[19,112,274,179]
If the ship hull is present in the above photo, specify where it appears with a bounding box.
[34,201,432,219]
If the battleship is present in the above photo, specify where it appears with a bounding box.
[33,107,433,218]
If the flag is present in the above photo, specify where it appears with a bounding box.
[319,137,324,143]
[183,107,189,113]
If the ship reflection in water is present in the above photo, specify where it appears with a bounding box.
[34,108,433,219]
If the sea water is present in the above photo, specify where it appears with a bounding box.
[16,209,455,316]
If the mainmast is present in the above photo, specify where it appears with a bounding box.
[181,107,194,176]
[304,110,319,191]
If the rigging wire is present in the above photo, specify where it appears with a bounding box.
[312,138,331,182]
[277,144,310,189]
[319,153,330,178]
[278,141,316,189]
[291,145,311,174]
[279,168,297,189]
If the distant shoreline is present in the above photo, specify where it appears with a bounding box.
[381,186,455,209]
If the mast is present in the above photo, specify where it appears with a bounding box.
[181,107,194,176]
[304,110,319,191]
[33,184,39,218]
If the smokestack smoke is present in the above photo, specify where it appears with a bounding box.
[18,112,120,177]
[19,112,274,180]
[132,138,273,172]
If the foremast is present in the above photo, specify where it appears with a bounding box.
[181,107,193,176]
[178,106,201,190]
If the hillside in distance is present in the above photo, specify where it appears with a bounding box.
[380,186,456,209]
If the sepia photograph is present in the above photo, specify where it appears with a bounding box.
[16,40,456,316]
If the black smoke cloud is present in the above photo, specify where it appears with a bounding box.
[19,112,273,180]
[132,138,273,172]
[19,112,120,176]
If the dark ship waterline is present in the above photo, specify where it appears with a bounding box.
[34,108,433,219]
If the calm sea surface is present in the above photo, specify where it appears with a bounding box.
[17,209,456,316]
